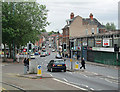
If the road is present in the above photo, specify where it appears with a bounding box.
[1,47,119,91]
[34,48,118,91]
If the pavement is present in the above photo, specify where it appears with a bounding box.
[63,57,119,70]
[16,72,53,79]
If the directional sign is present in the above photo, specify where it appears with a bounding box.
[37,65,41,69]
[76,62,79,64]
[75,62,79,69]
[37,65,42,76]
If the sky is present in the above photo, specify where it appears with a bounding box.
[37,0,120,33]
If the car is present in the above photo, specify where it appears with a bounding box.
[45,52,49,56]
[34,52,39,55]
[47,59,66,72]
[40,52,46,57]
[49,44,52,48]
[31,54,35,59]
[55,54,62,59]
[52,49,55,52]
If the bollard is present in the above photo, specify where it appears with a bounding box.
[75,61,79,70]
[24,66,27,74]
[37,65,42,78]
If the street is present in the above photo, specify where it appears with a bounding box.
[1,47,119,91]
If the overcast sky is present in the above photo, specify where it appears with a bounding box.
[37,0,119,33]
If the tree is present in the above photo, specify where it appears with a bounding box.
[48,31,58,36]
[2,2,49,60]
[105,22,116,31]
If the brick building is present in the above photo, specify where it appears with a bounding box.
[62,12,106,56]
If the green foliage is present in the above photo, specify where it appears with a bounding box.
[2,2,49,48]
[105,22,116,31]
[48,31,58,36]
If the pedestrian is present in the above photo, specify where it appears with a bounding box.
[80,58,86,69]
[23,58,27,66]
[23,58,27,74]
[26,58,29,71]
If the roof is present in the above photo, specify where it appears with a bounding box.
[62,16,77,30]
[82,18,105,28]
[62,16,105,30]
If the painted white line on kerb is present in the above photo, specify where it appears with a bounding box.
[53,78,87,91]
[63,78,68,82]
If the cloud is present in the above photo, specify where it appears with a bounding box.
[37,0,119,32]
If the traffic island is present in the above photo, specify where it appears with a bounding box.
[16,73,53,79]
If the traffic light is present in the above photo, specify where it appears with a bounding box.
[71,42,74,50]
[28,44,32,50]
[114,44,119,52]
[63,44,66,49]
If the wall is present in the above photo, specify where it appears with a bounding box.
[69,16,97,37]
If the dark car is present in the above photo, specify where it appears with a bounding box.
[47,59,66,72]
[34,52,39,55]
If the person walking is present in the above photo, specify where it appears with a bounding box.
[23,58,27,74]
[80,58,86,69]
[26,58,29,71]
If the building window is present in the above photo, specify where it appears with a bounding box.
[92,28,94,34]
[97,28,99,33]
[86,29,88,35]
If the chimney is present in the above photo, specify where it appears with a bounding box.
[70,12,74,19]
[89,13,93,20]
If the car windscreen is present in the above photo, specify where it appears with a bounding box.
[54,60,64,64]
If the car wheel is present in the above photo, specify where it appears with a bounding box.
[64,69,66,72]
[50,68,53,72]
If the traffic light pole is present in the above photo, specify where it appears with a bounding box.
[71,50,73,70]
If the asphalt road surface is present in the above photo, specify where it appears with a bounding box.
[1,47,119,91]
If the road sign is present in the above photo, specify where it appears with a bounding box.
[23,49,26,52]
[37,65,41,69]
[70,59,72,62]
[37,65,42,76]
[75,61,79,69]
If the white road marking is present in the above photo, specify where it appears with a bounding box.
[90,88,94,90]
[83,75,88,77]
[63,78,68,82]
[50,74,53,77]
[82,84,88,88]
[105,78,113,83]
[53,78,87,91]
[67,72,72,74]
[107,76,118,79]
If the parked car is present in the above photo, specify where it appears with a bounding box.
[40,52,46,57]
[31,54,35,59]
[34,52,39,55]
[47,59,66,72]
[55,54,62,59]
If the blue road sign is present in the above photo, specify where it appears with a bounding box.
[76,62,79,64]
[37,65,41,69]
